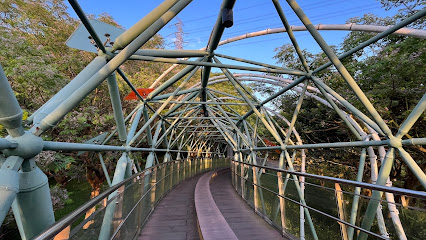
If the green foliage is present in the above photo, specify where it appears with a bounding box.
[49,154,75,173]
[267,3,426,186]
[50,184,71,210]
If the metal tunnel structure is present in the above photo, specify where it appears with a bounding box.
[0,0,425,239]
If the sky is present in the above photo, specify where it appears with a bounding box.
[66,0,400,71]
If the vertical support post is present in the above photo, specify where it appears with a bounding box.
[107,72,127,141]
[300,149,306,240]
[150,166,157,208]
[0,156,22,228]
[358,148,395,240]
[12,159,55,240]
[237,153,244,198]
[277,152,286,235]
[348,148,367,240]
[98,153,128,240]
[335,183,349,240]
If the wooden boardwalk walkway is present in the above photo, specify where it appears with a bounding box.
[210,170,285,240]
[138,175,201,240]
[138,169,284,240]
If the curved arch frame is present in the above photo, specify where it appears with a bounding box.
[0,0,424,239]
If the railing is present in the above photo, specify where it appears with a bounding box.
[34,157,229,240]
[231,160,426,240]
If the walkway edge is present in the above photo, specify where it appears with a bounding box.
[194,169,238,240]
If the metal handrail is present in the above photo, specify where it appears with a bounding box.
[232,170,388,239]
[109,162,184,240]
[232,160,426,199]
[32,158,209,240]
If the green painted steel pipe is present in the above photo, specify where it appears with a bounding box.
[102,105,141,145]
[126,107,143,145]
[398,147,426,189]
[145,149,157,169]
[132,49,208,58]
[12,159,55,239]
[142,106,154,146]
[125,155,133,178]
[311,77,385,136]
[168,109,201,148]
[242,138,424,151]
[313,80,362,140]
[112,0,179,51]
[107,73,127,141]
[42,140,214,153]
[283,150,319,239]
[0,65,24,137]
[283,81,308,145]
[31,56,107,125]
[98,153,128,240]
[207,88,246,102]
[163,91,199,117]
[167,105,201,117]
[129,55,307,76]
[313,8,426,74]
[286,0,393,138]
[200,57,212,108]
[233,158,426,199]
[152,88,200,100]
[34,0,193,135]
[358,149,395,240]
[347,148,367,240]
[272,0,310,72]
[129,66,201,145]
[147,57,204,100]
[215,53,288,70]
[161,121,170,148]
[396,94,426,138]
[207,0,236,52]
[206,101,250,147]
[98,153,112,187]
[0,138,17,150]
[149,100,248,105]
[0,156,23,227]
[238,76,307,123]
[214,57,284,146]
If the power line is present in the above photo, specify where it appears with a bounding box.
[178,0,336,24]
[178,0,353,34]
[178,4,380,44]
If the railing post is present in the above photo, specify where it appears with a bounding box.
[135,173,145,233]
[234,159,238,191]
[177,160,180,184]
[238,154,244,199]
[169,161,174,189]
[277,171,286,233]
[113,186,125,239]
[252,164,260,212]
[183,159,186,180]
[278,151,287,235]
[335,183,349,240]
[150,166,157,209]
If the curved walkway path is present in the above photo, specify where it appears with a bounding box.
[210,170,285,239]
[138,169,284,240]
[138,174,201,240]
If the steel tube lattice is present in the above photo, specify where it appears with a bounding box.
[0,0,425,239]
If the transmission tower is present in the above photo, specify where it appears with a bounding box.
[172,17,187,50]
